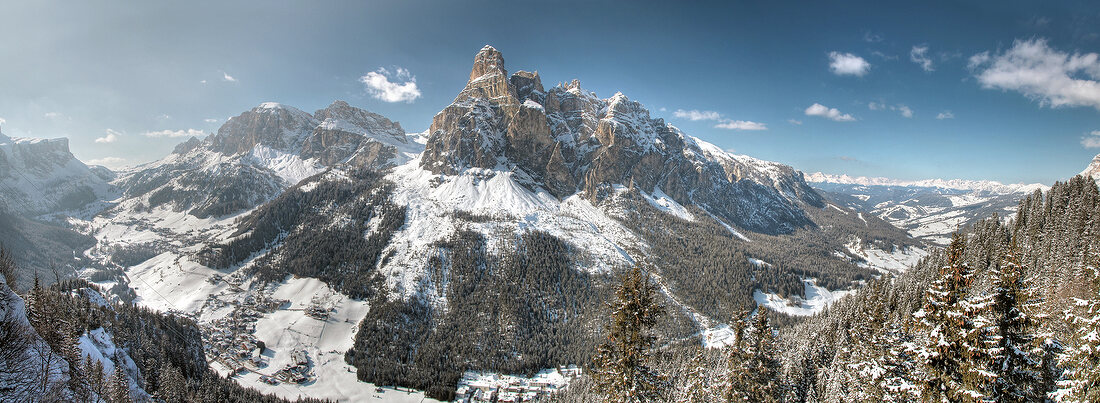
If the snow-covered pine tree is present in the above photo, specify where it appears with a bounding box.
[743,312,782,402]
[723,310,750,402]
[592,265,666,403]
[1058,256,1100,401]
[989,243,1046,402]
[676,347,711,403]
[107,367,133,403]
[157,361,187,403]
[912,232,990,402]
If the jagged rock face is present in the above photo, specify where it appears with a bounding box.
[303,100,407,169]
[0,134,113,215]
[420,46,820,234]
[208,102,317,155]
[122,100,413,218]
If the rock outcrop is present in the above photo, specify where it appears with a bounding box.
[0,131,113,216]
[420,46,821,234]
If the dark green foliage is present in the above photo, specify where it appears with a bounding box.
[201,169,405,299]
[613,190,888,320]
[592,265,666,403]
[347,229,607,401]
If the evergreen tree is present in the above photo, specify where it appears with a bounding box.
[912,233,990,402]
[158,362,188,403]
[676,347,711,403]
[107,368,133,403]
[742,312,782,402]
[1059,260,1100,401]
[723,311,751,402]
[592,265,666,403]
[989,244,1046,402]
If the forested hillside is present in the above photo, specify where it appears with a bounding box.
[552,175,1100,402]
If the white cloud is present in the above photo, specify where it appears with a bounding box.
[673,109,766,130]
[910,45,934,72]
[936,111,955,119]
[222,72,237,82]
[658,107,667,112]
[970,38,1100,111]
[828,52,871,76]
[86,156,127,169]
[805,103,856,122]
[200,79,207,84]
[897,105,914,118]
[359,67,421,103]
[95,129,122,143]
[204,118,219,123]
[869,102,913,117]
[0,117,5,124]
[43,112,65,119]
[1083,130,1100,148]
[144,128,205,138]
[714,120,767,131]
[788,119,803,125]
[673,109,722,121]
[863,31,884,43]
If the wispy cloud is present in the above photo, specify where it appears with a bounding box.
[910,45,934,72]
[673,109,721,121]
[868,102,913,118]
[1083,130,1100,148]
[204,118,219,123]
[715,120,767,130]
[936,110,955,119]
[222,72,237,82]
[969,38,1100,111]
[144,128,204,138]
[360,67,421,103]
[828,52,871,76]
[863,31,884,43]
[87,156,127,169]
[43,112,66,120]
[673,109,766,130]
[805,103,856,122]
[95,129,122,143]
[788,119,803,125]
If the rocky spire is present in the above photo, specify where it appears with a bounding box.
[469,45,506,81]
[453,45,517,104]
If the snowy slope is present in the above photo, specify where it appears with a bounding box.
[0,131,115,216]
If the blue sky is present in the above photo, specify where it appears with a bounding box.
[1,0,1099,184]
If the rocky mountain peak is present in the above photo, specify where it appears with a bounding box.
[208,102,318,155]
[314,100,405,140]
[470,45,506,81]
[419,46,821,234]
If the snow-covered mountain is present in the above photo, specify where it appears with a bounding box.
[807,172,1047,245]
[56,46,922,401]
[0,129,115,216]
[113,100,421,220]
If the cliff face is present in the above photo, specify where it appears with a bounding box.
[0,132,113,215]
[420,46,821,234]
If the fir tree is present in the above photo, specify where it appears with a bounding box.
[592,265,666,403]
[742,312,782,402]
[723,310,751,402]
[912,232,990,402]
[676,347,711,403]
[989,244,1045,402]
[1059,261,1100,401]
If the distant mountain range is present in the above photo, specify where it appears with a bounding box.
[806,172,1048,245]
